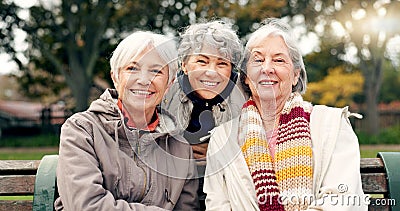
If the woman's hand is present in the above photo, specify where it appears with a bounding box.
[192,143,209,159]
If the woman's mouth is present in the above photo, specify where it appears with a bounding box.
[200,80,219,87]
[259,80,277,85]
[131,90,154,97]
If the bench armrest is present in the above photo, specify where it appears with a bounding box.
[32,155,59,211]
[377,152,400,210]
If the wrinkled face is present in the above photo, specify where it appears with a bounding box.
[245,35,299,105]
[182,45,232,99]
[112,46,169,114]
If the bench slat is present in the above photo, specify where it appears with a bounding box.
[0,160,40,171]
[0,175,36,195]
[360,158,384,173]
[361,173,388,194]
[0,156,394,211]
[0,200,32,211]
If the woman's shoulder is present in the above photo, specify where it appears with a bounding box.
[311,105,360,120]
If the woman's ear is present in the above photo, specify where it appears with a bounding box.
[110,71,118,88]
[292,68,301,86]
[244,76,250,86]
[181,62,188,75]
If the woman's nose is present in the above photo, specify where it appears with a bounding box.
[261,60,275,74]
[136,72,152,85]
[204,63,218,76]
[204,68,218,77]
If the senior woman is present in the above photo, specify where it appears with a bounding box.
[162,20,247,209]
[55,31,199,210]
[204,18,367,211]
[163,20,246,159]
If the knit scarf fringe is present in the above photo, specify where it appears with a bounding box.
[239,93,313,211]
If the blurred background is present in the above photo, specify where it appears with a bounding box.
[0,0,399,159]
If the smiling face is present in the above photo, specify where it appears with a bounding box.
[245,35,300,107]
[182,45,232,100]
[112,45,170,114]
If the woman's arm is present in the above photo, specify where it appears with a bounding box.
[309,113,368,211]
[56,117,166,211]
[203,138,232,211]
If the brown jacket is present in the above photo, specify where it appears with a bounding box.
[55,89,199,211]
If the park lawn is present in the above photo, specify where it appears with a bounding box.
[0,196,32,200]
[360,149,399,158]
[0,147,58,160]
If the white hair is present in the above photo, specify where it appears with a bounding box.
[110,31,178,86]
[241,18,307,94]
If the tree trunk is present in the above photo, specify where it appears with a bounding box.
[70,80,91,112]
[364,84,379,135]
[361,58,383,135]
[65,60,93,112]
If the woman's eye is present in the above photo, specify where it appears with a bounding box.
[126,66,139,71]
[274,58,285,63]
[252,57,263,63]
[197,59,207,64]
[151,69,162,74]
[218,62,228,66]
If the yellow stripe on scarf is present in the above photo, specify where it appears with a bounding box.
[275,146,313,162]
[275,166,313,182]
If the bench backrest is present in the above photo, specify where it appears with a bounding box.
[0,155,58,211]
[0,154,397,211]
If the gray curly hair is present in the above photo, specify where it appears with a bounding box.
[240,18,308,95]
[178,20,243,68]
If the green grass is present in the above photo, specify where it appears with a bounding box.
[0,150,58,160]
[0,134,59,147]
[360,149,398,158]
[0,196,32,200]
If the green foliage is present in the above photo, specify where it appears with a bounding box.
[304,41,345,83]
[356,124,400,145]
[379,61,400,103]
[304,66,364,107]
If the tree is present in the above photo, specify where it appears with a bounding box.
[1,0,308,111]
[0,0,195,111]
[301,0,400,134]
[193,0,315,36]
[304,66,364,107]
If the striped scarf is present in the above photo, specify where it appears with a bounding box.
[239,93,313,211]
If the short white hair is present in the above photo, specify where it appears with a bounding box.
[241,18,307,94]
[110,31,178,86]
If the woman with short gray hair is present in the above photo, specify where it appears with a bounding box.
[162,20,247,209]
[55,31,199,211]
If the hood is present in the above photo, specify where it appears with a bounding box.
[88,89,181,134]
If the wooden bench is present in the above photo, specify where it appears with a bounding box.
[0,153,398,211]
[0,155,58,211]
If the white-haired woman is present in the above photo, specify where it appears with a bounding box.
[204,18,367,211]
[162,20,248,209]
[55,31,200,210]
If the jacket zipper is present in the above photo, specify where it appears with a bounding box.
[135,140,147,201]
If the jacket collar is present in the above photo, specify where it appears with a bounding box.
[177,71,238,107]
